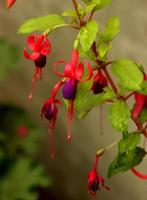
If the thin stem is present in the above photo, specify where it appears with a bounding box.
[96,140,119,156]
[124,92,135,101]
[88,10,94,22]
[72,0,84,26]
[103,66,120,97]
[131,114,147,137]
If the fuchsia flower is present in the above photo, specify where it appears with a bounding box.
[53,49,93,142]
[132,74,147,118]
[6,0,16,9]
[91,69,108,94]
[24,34,51,100]
[41,80,63,159]
[88,155,110,196]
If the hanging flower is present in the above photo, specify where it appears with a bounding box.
[91,69,108,94]
[24,34,51,100]
[41,97,60,159]
[6,0,16,9]
[53,49,93,142]
[88,155,110,196]
[132,74,147,118]
[41,80,64,158]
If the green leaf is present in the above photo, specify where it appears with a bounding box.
[108,133,146,178]
[79,20,99,52]
[0,159,50,200]
[139,80,147,95]
[18,14,65,34]
[84,0,112,11]
[62,10,77,18]
[74,82,115,118]
[112,59,144,91]
[98,41,112,58]
[101,16,120,42]
[138,108,147,123]
[109,100,130,132]
[0,38,19,80]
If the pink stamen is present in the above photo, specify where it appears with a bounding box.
[131,168,147,180]
[49,120,55,159]
[67,100,74,143]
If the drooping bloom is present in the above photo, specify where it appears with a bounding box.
[41,80,64,158]
[53,49,93,142]
[132,74,147,118]
[41,97,60,159]
[88,155,110,196]
[6,0,16,9]
[24,34,51,100]
[91,69,108,94]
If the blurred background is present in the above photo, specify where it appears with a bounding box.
[0,0,147,199]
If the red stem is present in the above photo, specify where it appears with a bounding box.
[72,0,84,26]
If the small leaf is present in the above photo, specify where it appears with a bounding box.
[18,14,65,34]
[62,10,77,18]
[101,16,120,42]
[79,20,99,52]
[112,59,144,91]
[102,87,116,100]
[84,0,112,11]
[109,100,130,132]
[139,80,147,95]
[98,41,112,58]
[108,133,146,178]
[138,108,147,123]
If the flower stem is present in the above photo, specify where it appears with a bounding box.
[72,0,84,26]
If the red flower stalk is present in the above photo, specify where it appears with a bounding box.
[132,74,147,118]
[88,155,110,196]
[131,168,147,180]
[6,0,16,9]
[41,80,64,159]
[53,49,93,142]
[24,34,51,100]
[91,69,108,94]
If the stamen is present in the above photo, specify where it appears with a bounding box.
[67,100,74,143]
[49,120,55,159]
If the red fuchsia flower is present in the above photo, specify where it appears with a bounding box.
[53,49,93,142]
[88,155,110,196]
[132,74,147,118]
[24,34,51,100]
[41,80,63,159]
[91,69,108,94]
[6,0,16,9]
[131,168,147,180]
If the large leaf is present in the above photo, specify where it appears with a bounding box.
[112,59,144,91]
[109,100,130,132]
[108,133,146,178]
[0,159,50,200]
[18,14,65,34]
[100,16,120,42]
[0,38,19,80]
[74,80,115,118]
[79,20,99,52]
